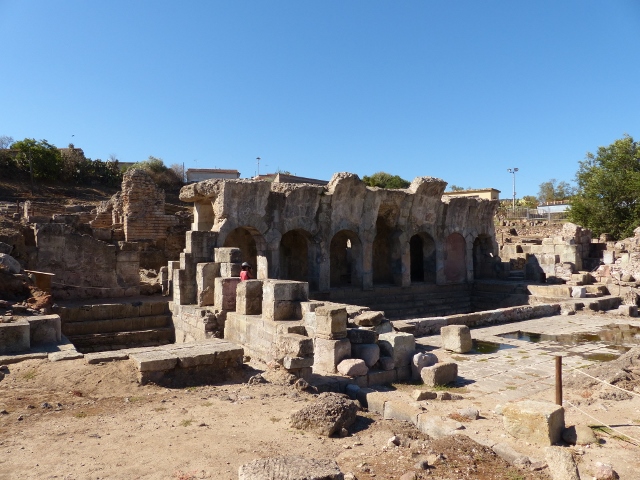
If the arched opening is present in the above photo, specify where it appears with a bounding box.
[373,217,394,285]
[444,233,467,283]
[280,230,310,283]
[223,226,268,278]
[473,234,495,279]
[410,232,436,283]
[330,230,362,288]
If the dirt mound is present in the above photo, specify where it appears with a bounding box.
[564,347,640,396]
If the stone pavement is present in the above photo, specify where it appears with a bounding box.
[416,313,640,403]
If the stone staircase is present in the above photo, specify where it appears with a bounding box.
[311,283,472,320]
[58,298,174,353]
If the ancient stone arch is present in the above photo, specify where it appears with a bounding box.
[410,232,437,283]
[221,226,268,279]
[330,230,363,288]
[279,229,313,285]
[444,232,467,283]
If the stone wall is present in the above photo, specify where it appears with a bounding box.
[172,172,499,299]
[33,223,140,299]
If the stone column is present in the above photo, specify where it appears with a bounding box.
[192,201,215,231]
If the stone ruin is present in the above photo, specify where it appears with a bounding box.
[166,172,500,381]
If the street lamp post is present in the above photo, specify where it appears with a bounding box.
[507,168,519,211]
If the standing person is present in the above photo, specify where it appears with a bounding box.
[240,262,253,281]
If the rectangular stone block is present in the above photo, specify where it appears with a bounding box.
[384,400,422,425]
[378,332,415,367]
[315,306,347,339]
[283,356,314,369]
[263,299,302,321]
[346,328,378,344]
[262,279,309,302]
[236,280,263,315]
[196,262,220,306]
[214,247,242,263]
[220,262,241,277]
[363,391,396,414]
[420,362,458,387]
[440,325,472,353]
[502,400,564,446]
[0,320,30,354]
[313,337,351,374]
[367,368,398,387]
[129,350,178,372]
[27,315,61,345]
[277,333,314,358]
[214,277,241,311]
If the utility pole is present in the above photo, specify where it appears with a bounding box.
[256,157,261,177]
[507,167,519,211]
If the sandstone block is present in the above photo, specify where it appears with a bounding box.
[412,390,437,401]
[416,414,463,439]
[411,352,438,380]
[313,338,351,374]
[571,287,586,298]
[238,456,343,480]
[263,299,302,321]
[374,320,393,334]
[263,279,309,302]
[27,315,61,345]
[617,305,638,317]
[219,262,241,277]
[352,311,384,327]
[214,277,240,311]
[420,362,458,387]
[363,391,396,414]
[315,306,347,339]
[0,320,30,354]
[378,332,415,367]
[346,328,378,344]
[283,356,314,369]
[384,400,422,425]
[562,425,597,445]
[367,368,397,386]
[379,356,394,370]
[213,247,242,263]
[337,358,368,376]
[502,400,564,446]
[440,325,472,353]
[351,343,380,367]
[129,350,178,372]
[236,280,263,315]
[277,334,314,358]
[544,446,580,480]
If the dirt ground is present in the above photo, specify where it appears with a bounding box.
[0,357,555,480]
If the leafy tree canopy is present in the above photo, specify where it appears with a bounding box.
[130,156,183,190]
[362,171,410,189]
[449,185,465,191]
[10,138,62,180]
[0,135,14,149]
[519,195,539,208]
[538,179,576,203]
[568,134,640,239]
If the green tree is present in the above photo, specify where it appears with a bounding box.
[0,135,14,149]
[362,171,410,189]
[131,156,183,189]
[568,135,640,239]
[449,185,465,191]
[538,179,575,203]
[518,195,539,208]
[10,138,62,180]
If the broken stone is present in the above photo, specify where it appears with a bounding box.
[337,359,368,377]
[456,407,479,420]
[352,310,384,327]
[502,400,564,446]
[238,456,343,480]
[289,392,358,437]
[593,462,619,480]
[562,425,597,445]
[492,443,530,467]
[544,446,579,480]
[351,343,380,367]
[0,253,21,274]
[420,362,458,387]
[411,352,438,380]
[411,390,437,401]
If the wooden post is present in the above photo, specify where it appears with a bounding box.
[555,355,562,406]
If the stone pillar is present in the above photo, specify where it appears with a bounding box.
[192,201,215,231]
[317,242,331,292]
[362,239,373,290]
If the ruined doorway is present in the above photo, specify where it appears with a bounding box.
[280,230,309,283]
[223,226,267,279]
[473,234,495,279]
[410,232,436,283]
[444,232,467,283]
[373,217,394,285]
[330,230,363,288]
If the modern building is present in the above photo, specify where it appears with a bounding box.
[442,188,500,201]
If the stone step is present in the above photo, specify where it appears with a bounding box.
[68,327,175,353]
[58,300,170,323]
[62,314,171,336]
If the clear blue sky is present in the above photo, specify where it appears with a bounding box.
[1,1,639,199]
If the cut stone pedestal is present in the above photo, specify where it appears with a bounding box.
[502,400,565,446]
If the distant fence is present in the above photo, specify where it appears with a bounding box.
[499,207,569,223]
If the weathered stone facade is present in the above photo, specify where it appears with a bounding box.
[172,172,499,299]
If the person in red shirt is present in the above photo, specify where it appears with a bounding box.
[240,262,253,281]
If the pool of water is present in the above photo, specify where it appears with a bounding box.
[471,340,516,354]
[498,324,640,348]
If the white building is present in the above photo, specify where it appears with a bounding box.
[186,168,241,182]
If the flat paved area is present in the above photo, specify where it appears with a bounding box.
[416,312,640,403]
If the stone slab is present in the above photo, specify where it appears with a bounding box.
[238,456,343,480]
[48,351,84,362]
[129,350,178,372]
[84,351,130,364]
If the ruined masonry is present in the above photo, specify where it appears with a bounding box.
[168,172,499,382]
